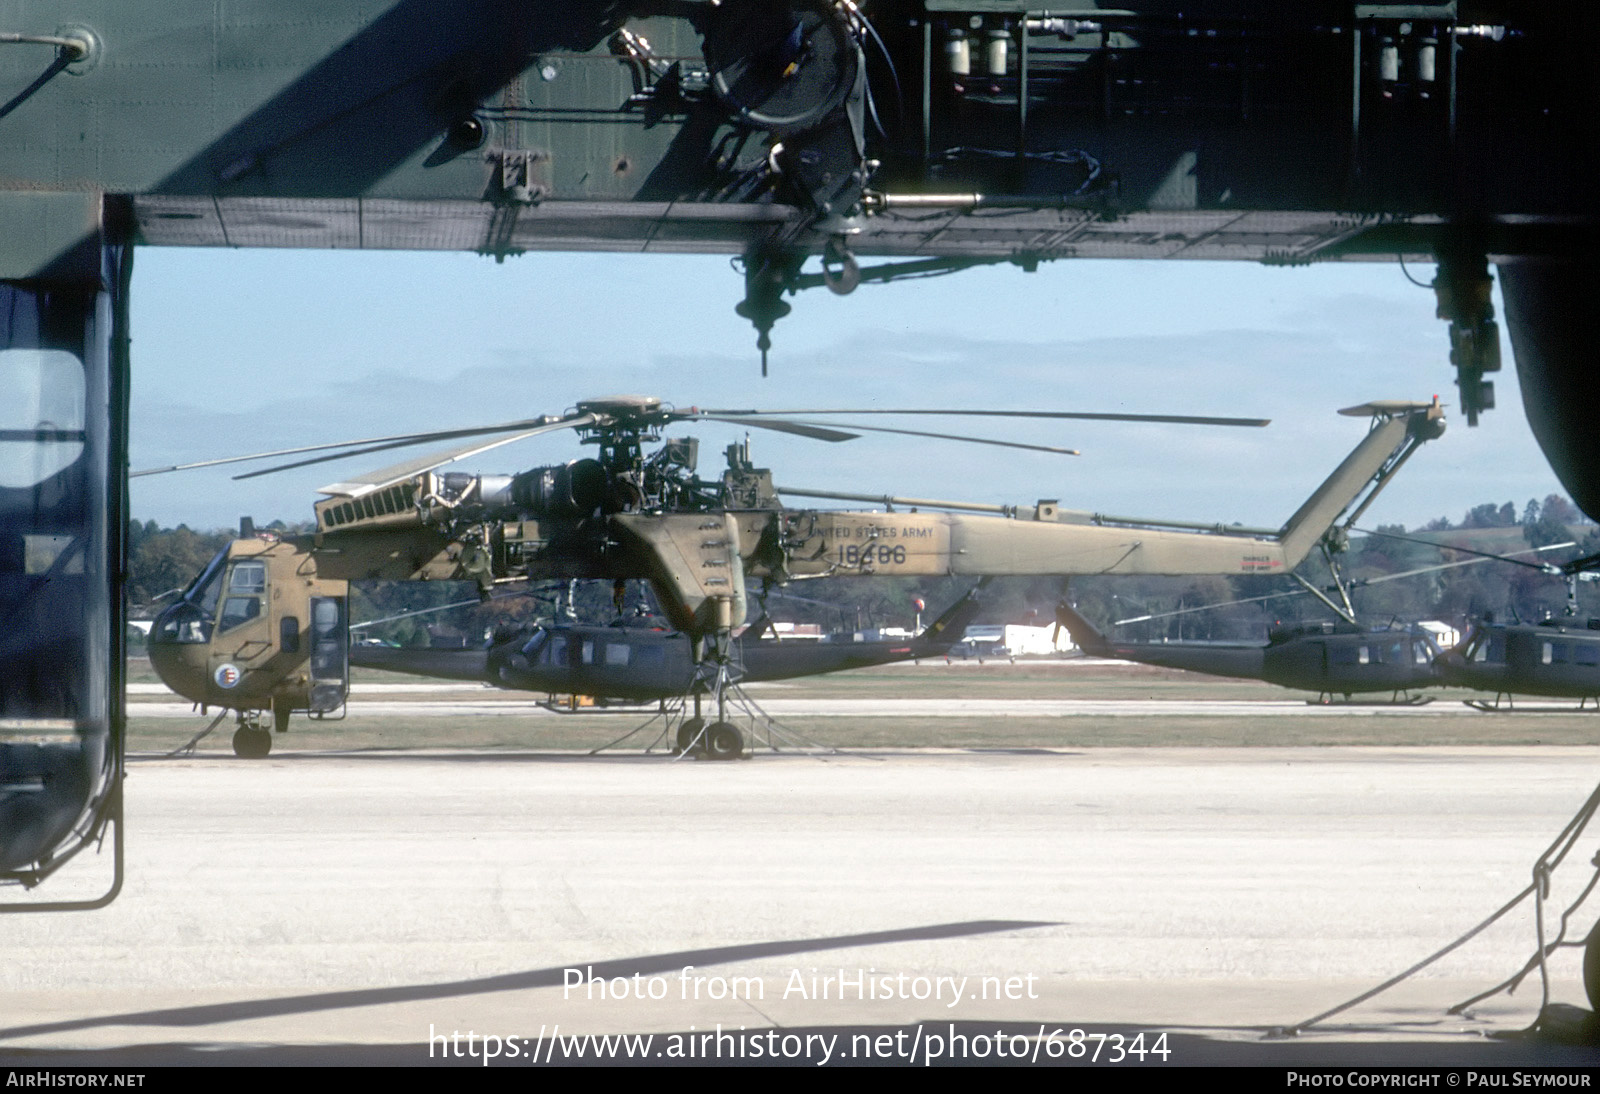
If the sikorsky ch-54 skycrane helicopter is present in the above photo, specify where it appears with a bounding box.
[145,394,1445,757]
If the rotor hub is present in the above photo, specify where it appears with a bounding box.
[574,395,665,421]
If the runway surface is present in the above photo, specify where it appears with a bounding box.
[4,746,1600,1065]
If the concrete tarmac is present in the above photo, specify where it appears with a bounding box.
[3,747,1600,1066]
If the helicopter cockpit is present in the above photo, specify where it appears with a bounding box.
[151,548,274,648]
[150,546,225,645]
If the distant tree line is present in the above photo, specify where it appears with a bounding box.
[126,494,1599,648]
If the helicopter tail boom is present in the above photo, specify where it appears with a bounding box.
[1056,598,1270,679]
[1276,401,1446,566]
[782,401,1444,582]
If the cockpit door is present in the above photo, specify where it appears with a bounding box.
[206,558,274,691]
[308,596,348,713]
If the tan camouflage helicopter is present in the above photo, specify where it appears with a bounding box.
[140,395,1445,757]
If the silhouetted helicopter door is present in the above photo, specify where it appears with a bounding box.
[0,246,129,893]
[307,597,347,714]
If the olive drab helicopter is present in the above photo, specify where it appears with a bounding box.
[146,394,1446,756]
[1315,523,1600,709]
[1057,531,1581,705]
[1433,564,1600,711]
[346,581,987,759]
[1056,602,1450,704]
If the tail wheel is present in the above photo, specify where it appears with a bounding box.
[675,717,706,755]
[706,722,743,761]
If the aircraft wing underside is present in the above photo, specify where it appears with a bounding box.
[132,195,1395,263]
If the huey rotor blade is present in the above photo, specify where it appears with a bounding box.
[1354,527,1579,572]
[699,407,1270,427]
[352,586,552,631]
[1111,542,1576,626]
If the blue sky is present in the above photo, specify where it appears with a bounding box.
[128,246,1568,533]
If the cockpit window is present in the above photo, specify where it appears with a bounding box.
[182,547,229,616]
[520,627,548,659]
[218,596,261,632]
[153,602,211,644]
[229,560,266,595]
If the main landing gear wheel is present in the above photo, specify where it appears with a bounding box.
[232,727,272,759]
[675,717,706,755]
[706,722,743,761]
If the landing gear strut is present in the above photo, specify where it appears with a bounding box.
[679,607,747,760]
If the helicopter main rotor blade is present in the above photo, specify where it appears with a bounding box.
[699,407,1271,428]
[781,420,1080,456]
[313,415,603,496]
[702,416,860,443]
[240,415,598,484]
[352,586,553,630]
[696,413,1077,453]
[132,416,572,479]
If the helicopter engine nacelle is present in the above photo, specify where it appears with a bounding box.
[475,459,609,520]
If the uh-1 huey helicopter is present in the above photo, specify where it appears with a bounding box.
[1423,540,1600,711]
[345,579,987,759]
[144,393,1446,756]
[1244,522,1600,710]
[1056,604,1450,705]
[1055,525,1581,705]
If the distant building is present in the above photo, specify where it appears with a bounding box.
[956,623,1075,658]
[753,621,826,641]
[1416,620,1462,651]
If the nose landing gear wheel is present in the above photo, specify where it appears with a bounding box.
[706,722,743,761]
[675,717,707,755]
[232,727,272,759]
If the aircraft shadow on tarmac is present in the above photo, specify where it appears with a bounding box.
[3,916,1597,1066]
[0,919,1054,1042]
